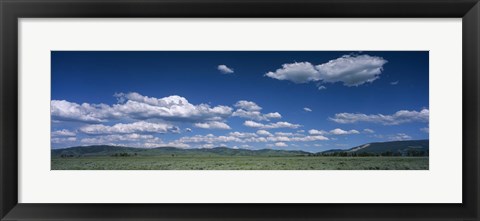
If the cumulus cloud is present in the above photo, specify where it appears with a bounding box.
[265,54,388,87]
[256,130,273,136]
[51,100,119,123]
[303,107,312,112]
[78,134,190,149]
[79,121,174,135]
[243,120,301,129]
[232,100,282,121]
[234,100,262,111]
[202,144,216,149]
[308,128,360,136]
[330,109,429,125]
[389,133,412,141]
[228,132,258,138]
[113,93,233,122]
[177,134,242,144]
[217,64,234,74]
[80,133,157,144]
[315,55,388,86]
[363,128,375,134]
[173,130,328,148]
[275,142,288,147]
[194,121,231,130]
[329,128,360,135]
[51,129,76,137]
[264,112,282,119]
[51,137,77,144]
[144,141,190,149]
[283,135,328,142]
[52,92,234,124]
[266,62,319,83]
[232,109,281,121]
[308,129,328,135]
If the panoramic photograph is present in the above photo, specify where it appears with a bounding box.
[51,51,429,170]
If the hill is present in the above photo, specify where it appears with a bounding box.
[52,139,429,158]
[51,145,310,157]
[320,140,429,156]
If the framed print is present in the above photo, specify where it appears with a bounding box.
[1,0,479,220]
[49,50,429,171]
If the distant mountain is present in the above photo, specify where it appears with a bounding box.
[52,140,429,157]
[320,140,429,156]
[51,145,310,157]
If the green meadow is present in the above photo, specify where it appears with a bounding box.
[51,156,428,170]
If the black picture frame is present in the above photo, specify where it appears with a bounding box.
[1,0,479,220]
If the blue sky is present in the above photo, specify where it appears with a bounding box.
[51,51,429,152]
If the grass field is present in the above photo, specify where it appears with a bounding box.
[51,156,429,170]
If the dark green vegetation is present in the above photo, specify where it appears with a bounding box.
[51,140,429,170]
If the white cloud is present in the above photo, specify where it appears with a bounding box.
[265,62,319,83]
[185,128,192,132]
[78,134,191,149]
[194,121,231,130]
[243,120,264,128]
[51,129,76,137]
[232,100,281,121]
[329,128,360,135]
[420,127,429,133]
[79,121,174,135]
[51,128,192,148]
[80,133,156,144]
[256,130,273,136]
[177,134,242,144]
[52,93,234,124]
[51,137,77,144]
[114,93,233,122]
[268,136,290,142]
[232,109,280,121]
[330,109,429,125]
[390,81,399,85]
[234,100,262,111]
[143,141,190,149]
[265,54,388,87]
[228,132,258,138]
[172,130,328,148]
[264,112,282,119]
[363,128,375,133]
[243,120,301,129]
[290,135,329,142]
[275,142,288,147]
[232,109,281,121]
[202,144,216,148]
[389,133,412,141]
[308,129,327,135]
[217,64,234,74]
[241,144,252,148]
[51,100,119,123]
[315,55,388,86]
[275,132,294,136]
[317,85,327,90]
[303,107,312,112]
